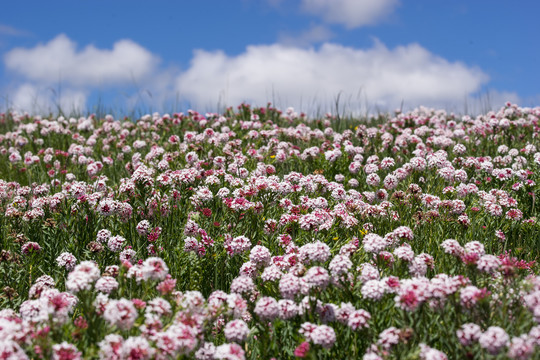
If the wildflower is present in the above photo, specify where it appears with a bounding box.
[96,229,112,243]
[278,299,299,320]
[0,339,29,359]
[394,244,415,262]
[156,276,177,295]
[362,233,387,254]
[224,319,250,343]
[506,208,523,221]
[136,220,151,236]
[56,252,77,271]
[260,265,283,282]
[103,298,138,330]
[366,173,380,186]
[361,280,387,300]
[456,323,482,346]
[393,226,414,241]
[507,335,535,360]
[298,241,331,264]
[141,257,169,281]
[358,263,380,282]
[107,235,126,252]
[119,248,137,264]
[478,326,509,355]
[52,342,82,360]
[195,342,216,360]
[95,276,119,294]
[460,286,490,308]
[348,309,371,330]
[249,245,271,267]
[254,296,279,321]
[121,336,155,360]
[419,343,447,360]
[383,174,399,190]
[377,327,401,350]
[214,343,245,360]
[293,342,310,358]
[477,255,501,274]
[329,254,352,277]
[225,236,252,255]
[230,276,255,295]
[311,325,336,348]
[21,242,41,255]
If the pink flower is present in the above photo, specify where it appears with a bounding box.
[377,327,401,350]
[507,335,535,360]
[94,276,119,294]
[107,235,126,252]
[224,319,250,343]
[304,266,330,290]
[249,245,271,267]
[293,342,310,358]
[456,323,482,346]
[278,299,299,320]
[460,286,490,308]
[0,340,29,359]
[103,298,138,330]
[254,297,279,321]
[21,242,42,255]
[311,325,336,349]
[363,233,387,254]
[279,273,301,299]
[56,252,77,271]
[479,326,509,355]
[141,257,169,281]
[214,343,245,360]
[230,276,255,295]
[121,336,155,360]
[419,343,447,360]
[477,255,501,273]
[52,342,81,360]
[348,309,371,330]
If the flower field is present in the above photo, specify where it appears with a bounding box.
[0,102,539,359]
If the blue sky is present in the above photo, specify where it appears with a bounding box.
[1,0,538,115]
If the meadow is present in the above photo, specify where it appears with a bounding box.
[0,102,539,359]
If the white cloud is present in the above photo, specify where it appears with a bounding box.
[175,40,489,113]
[7,83,86,114]
[2,34,500,115]
[278,25,334,47]
[300,0,399,28]
[4,34,159,87]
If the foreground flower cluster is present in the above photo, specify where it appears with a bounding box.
[0,103,539,358]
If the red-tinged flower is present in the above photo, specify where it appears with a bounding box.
[52,341,82,360]
[132,298,146,310]
[156,276,177,295]
[461,252,480,266]
[74,316,88,329]
[147,227,162,242]
[294,341,310,358]
[202,208,212,217]
[21,242,42,255]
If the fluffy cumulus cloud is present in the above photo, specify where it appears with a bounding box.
[176,41,489,112]
[2,33,492,114]
[5,34,159,87]
[9,83,87,114]
[3,34,163,113]
[300,0,400,28]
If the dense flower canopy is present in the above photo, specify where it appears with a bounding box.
[0,102,538,358]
